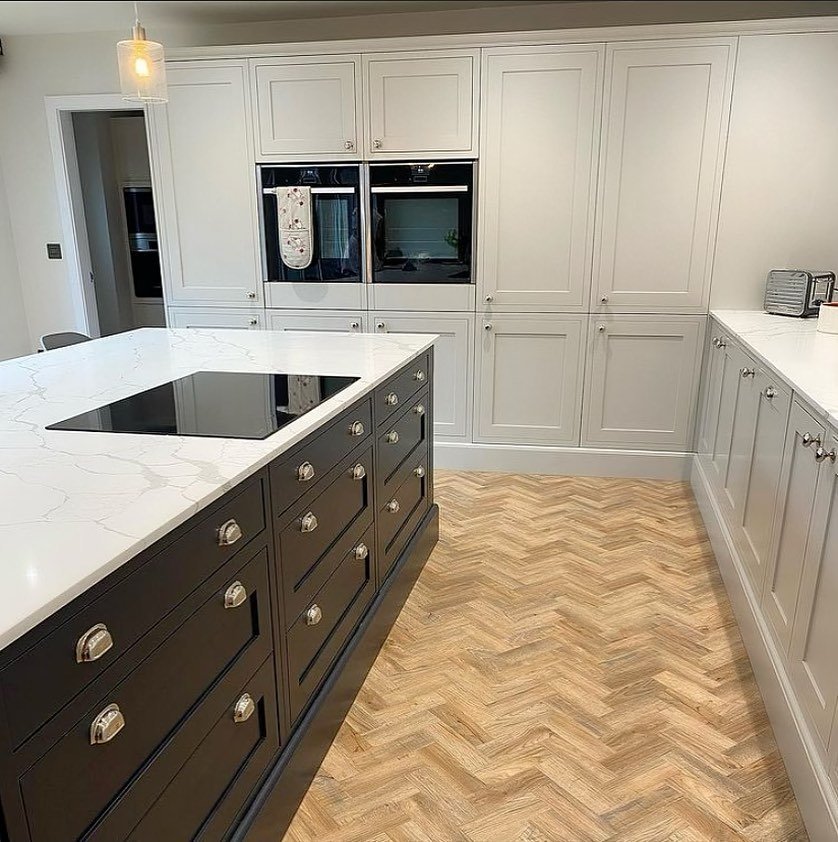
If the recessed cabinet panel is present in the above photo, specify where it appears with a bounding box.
[475,316,585,445]
[147,61,262,306]
[593,40,734,312]
[266,310,365,333]
[479,46,603,312]
[167,307,264,330]
[763,399,825,656]
[582,316,704,450]
[722,351,760,514]
[364,51,478,156]
[252,56,361,158]
[696,325,729,457]
[708,341,745,489]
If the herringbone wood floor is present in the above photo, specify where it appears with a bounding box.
[284,472,808,841]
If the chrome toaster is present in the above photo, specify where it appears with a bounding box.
[764,269,835,317]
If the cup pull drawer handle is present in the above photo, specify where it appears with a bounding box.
[233,692,255,724]
[217,518,243,547]
[306,604,323,626]
[224,581,248,609]
[90,703,125,745]
[297,461,315,482]
[352,463,366,480]
[76,623,114,664]
[300,512,318,533]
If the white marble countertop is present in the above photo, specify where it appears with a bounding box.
[0,328,434,650]
[711,310,838,427]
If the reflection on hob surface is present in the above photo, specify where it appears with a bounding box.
[46,371,359,440]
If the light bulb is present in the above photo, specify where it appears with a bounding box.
[134,55,150,78]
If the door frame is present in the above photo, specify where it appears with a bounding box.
[45,93,148,338]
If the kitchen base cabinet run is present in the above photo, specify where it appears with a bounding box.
[0,354,437,842]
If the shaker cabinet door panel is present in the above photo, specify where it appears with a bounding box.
[148,61,262,306]
[582,316,704,450]
[708,340,746,490]
[696,325,729,457]
[479,46,603,312]
[592,40,735,313]
[252,56,361,158]
[266,310,365,334]
[364,51,478,156]
[167,307,264,330]
[475,316,586,446]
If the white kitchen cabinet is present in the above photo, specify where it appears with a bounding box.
[374,313,473,440]
[696,326,731,457]
[478,46,603,312]
[475,315,586,446]
[147,61,262,307]
[251,56,361,159]
[363,50,479,157]
[266,310,365,333]
[582,315,704,451]
[763,399,825,656]
[592,39,735,313]
[706,339,746,488]
[167,307,264,329]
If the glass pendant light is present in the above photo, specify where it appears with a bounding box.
[117,2,168,103]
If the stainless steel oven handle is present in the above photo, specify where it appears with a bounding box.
[369,185,469,194]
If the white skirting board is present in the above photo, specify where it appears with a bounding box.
[691,457,838,842]
[434,441,693,480]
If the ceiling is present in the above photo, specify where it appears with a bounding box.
[0,1,555,35]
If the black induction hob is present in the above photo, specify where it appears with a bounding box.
[46,371,360,440]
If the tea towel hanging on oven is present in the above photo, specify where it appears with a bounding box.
[278,186,313,270]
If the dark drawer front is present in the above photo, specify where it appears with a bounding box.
[2,477,266,749]
[287,540,375,724]
[127,657,279,842]
[377,389,430,491]
[270,398,372,517]
[375,353,430,427]
[21,548,273,842]
[279,444,373,590]
[378,450,431,583]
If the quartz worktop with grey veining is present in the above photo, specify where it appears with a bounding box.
[0,328,434,650]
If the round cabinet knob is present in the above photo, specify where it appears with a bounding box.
[763,386,777,400]
[600,294,608,303]
[740,367,756,378]
[485,294,494,303]
[76,623,114,664]
[344,140,355,150]
[300,511,318,533]
[373,139,383,149]
[306,604,323,626]
[350,321,360,330]
[717,339,727,348]
[376,321,386,331]
[224,581,248,609]
[815,446,837,463]
[386,499,400,514]
[597,324,606,333]
[246,291,256,299]
[217,518,243,547]
[354,543,369,560]
[233,692,255,724]
[385,392,399,406]
[484,323,493,331]
[352,463,366,480]
[414,370,426,382]
[413,404,425,416]
[349,420,365,436]
[801,432,821,448]
[386,430,400,444]
[711,336,720,347]
[249,318,258,326]
[414,465,426,478]
[90,703,125,745]
[296,461,316,482]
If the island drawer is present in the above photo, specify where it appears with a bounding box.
[377,388,430,492]
[270,398,372,516]
[20,547,274,842]
[1,475,267,749]
[378,449,431,583]
[287,540,375,724]
[277,444,373,582]
[375,353,430,427]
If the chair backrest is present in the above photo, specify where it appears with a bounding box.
[39,332,92,352]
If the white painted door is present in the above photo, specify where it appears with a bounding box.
[582,315,704,451]
[147,61,262,306]
[475,315,586,446]
[251,56,361,159]
[167,307,264,329]
[479,46,603,312]
[364,50,478,157]
[763,399,825,656]
[696,325,730,457]
[266,310,365,333]
[721,350,760,515]
[789,431,838,752]
[708,340,746,489]
[373,313,473,440]
[592,39,735,313]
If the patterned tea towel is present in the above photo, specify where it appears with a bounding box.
[278,186,313,270]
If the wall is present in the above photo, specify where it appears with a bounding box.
[0,163,29,360]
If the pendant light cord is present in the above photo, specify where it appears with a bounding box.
[134,1,140,26]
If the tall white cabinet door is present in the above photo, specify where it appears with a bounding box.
[707,340,746,488]
[167,307,264,329]
[374,313,473,440]
[148,61,262,307]
[763,400,825,656]
[479,46,603,312]
[582,315,704,451]
[364,51,479,157]
[266,310,364,333]
[475,315,586,446]
[592,40,735,313]
[696,326,730,458]
[251,56,361,159]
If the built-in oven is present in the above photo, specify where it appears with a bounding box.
[261,165,362,283]
[122,186,162,299]
[369,162,474,284]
